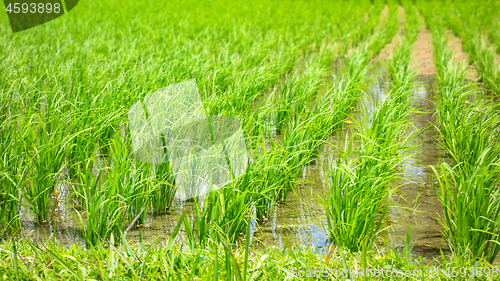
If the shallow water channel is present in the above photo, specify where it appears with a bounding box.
[21,74,451,261]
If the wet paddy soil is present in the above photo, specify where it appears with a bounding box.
[409,14,435,76]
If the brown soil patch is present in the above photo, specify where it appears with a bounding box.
[377,6,406,61]
[410,15,435,76]
[397,5,406,31]
[379,5,389,25]
[447,32,478,80]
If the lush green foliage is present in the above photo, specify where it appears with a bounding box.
[1,235,499,280]
[1,0,500,279]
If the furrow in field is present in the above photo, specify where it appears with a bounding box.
[409,13,435,76]
[373,2,449,260]
[377,5,390,29]
[377,6,406,61]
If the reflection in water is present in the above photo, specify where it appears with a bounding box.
[386,75,450,259]
[21,75,449,260]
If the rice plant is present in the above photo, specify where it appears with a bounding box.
[150,161,176,215]
[19,109,72,224]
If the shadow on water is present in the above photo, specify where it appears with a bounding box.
[21,74,450,261]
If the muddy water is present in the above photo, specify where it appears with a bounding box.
[21,74,449,260]
[385,75,450,259]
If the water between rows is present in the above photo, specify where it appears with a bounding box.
[21,74,451,261]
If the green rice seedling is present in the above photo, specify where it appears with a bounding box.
[109,130,153,228]
[432,161,500,263]
[73,162,110,247]
[323,88,416,251]
[73,131,139,247]
[387,42,415,91]
[66,106,121,181]
[251,148,295,220]
[73,156,124,247]
[124,163,152,227]
[437,79,500,262]
[150,161,176,214]
[271,72,323,134]
[323,150,394,252]
[66,108,123,211]
[183,162,255,247]
[19,110,72,224]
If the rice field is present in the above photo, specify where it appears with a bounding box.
[1,0,500,279]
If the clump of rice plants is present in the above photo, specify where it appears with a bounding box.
[73,131,138,246]
[19,109,72,224]
[150,161,176,214]
[323,86,416,251]
[184,178,254,247]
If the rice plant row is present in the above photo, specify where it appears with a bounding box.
[322,3,419,252]
[423,13,500,263]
